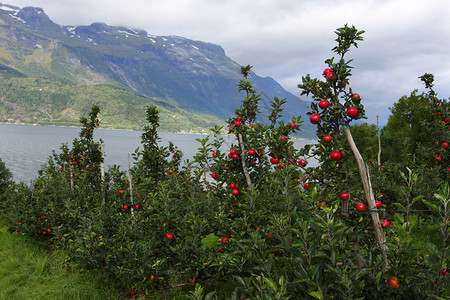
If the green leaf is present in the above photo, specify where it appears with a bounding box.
[308,287,323,300]
[263,277,278,292]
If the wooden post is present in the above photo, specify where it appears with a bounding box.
[377,116,381,167]
[101,143,105,204]
[345,126,389,272]
[70,164,74,190]
[128,154,134,217]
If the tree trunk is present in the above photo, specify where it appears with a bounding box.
[344,126,389,272]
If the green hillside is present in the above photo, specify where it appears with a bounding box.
[0,73,224,132]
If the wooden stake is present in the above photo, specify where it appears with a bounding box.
[377,116,381,167]
[128,154,134,217]
[101,143,105,204]
[345,126,389,272]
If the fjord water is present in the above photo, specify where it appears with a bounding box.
[0,123,314,184]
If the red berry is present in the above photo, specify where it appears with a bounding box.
[376,201,382,208]
[229,183,235,189]
[222,237,228,243]
[123,205,129,210]
[232,153,239,159]
[119,190,124,194]
[212,152,217,157]
[290,122,296,128]
[436,156,442,161]
[235,121,241,126]
[232,189,239,196]
[230,149,237,155]
[130,291,137,296]
[304,182,310,190]
[166,233,173,239]
[381,220,390,228]
[211,172,218,179]
[443,142,448,147]
[352,93,360,100]
[248,149,256,156]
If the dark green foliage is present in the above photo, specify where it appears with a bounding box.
[1,25,449,299]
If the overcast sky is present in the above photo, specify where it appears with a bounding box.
[8,0,450,125]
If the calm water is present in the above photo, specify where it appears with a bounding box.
[0,123,315,184]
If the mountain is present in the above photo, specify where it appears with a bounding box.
[0,3,314,136]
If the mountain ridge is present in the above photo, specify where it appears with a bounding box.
[0,2,314,136]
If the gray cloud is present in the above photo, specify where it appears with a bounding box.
[9,0,450,125]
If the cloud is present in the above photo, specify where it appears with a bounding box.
[9,0,450,125]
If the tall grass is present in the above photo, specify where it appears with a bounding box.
[0,226,123,300]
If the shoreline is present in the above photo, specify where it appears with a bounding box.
[0,121,310,140]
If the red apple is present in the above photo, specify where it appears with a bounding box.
[330,152,341,160]
[352,93,360,100]
[356,203,366,211]
[381,220,390,228]
[298,159,307,167]
[270,157,280,164]
[232,154,239,159]
[235,121,241,126]
[166,233,173,239]
[229,183,235,189]
[436,156,442,161]
[443,142,448,147]
[319,100,329,109]
[248,149,256,155]
[232,189,239,196]
[323,68,332,75]
[347,107,358,118]
[310,114,321,124]
[340,192,350,200]
[323,135,332,142]
[376,201,382,208]
[230,149,237,155]
[387,277,399,288]
[326,72,334,81]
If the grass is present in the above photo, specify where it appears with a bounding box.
[0,226,123,300]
